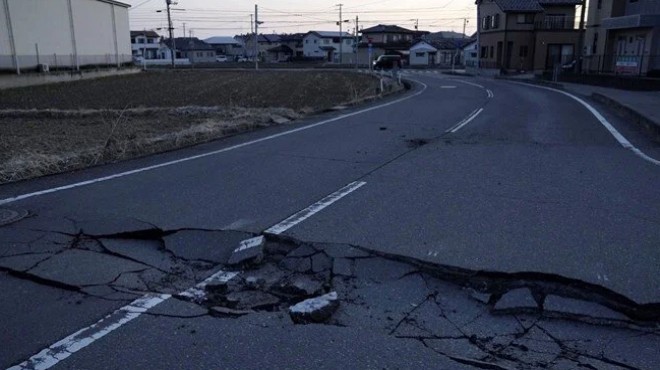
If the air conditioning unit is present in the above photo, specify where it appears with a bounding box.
[38,63,50,73]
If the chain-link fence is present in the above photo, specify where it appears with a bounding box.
[582,54,660,77]
[0,54,133,74]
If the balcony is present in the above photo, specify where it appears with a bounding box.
[535,16,579,30]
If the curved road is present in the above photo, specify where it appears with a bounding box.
[1,73,659,369]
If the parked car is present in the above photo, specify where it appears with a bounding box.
[373,55,402,70]
[216,55,229,63]
[236,56,248,63]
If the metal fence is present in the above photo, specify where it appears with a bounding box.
[0,54,133,74]
[582,54,660,77]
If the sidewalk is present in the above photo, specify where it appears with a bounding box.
[561,82,660,131]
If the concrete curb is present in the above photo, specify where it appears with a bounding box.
[494,76,565,89]
[591,92,660,142]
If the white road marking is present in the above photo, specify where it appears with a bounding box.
[440,86,457,89]
[264,181,367,235]
[0,82,428,206]
[509,81,660,166]
[9,269,239,370]
[446,108,485,134]
[450,79,485,89]
[487,89,494,98]
[233,236,265,253]
[7,294,170,370]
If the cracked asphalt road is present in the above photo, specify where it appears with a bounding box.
[1,74,659,369]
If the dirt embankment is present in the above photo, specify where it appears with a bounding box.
[0,70,381,184]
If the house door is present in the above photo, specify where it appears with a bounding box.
[506,41,513,69]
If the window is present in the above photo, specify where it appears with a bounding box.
[492,14,500,29]
[483,16,491,30]
[314,39,317,44]
[490,46,494,58]
[519,45,529,57]
[305,39,309,44]
[517,14,534,24]
[597,0,602,9]
[592,32,598,54]
[416,52,425,57]
[324,39,330,44]
[481,46,487,58]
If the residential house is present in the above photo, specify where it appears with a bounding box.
[279,33,306,59]
[161,38,216,63]
[0,0,131,73]
[410,41,438,66]
[584,0,660,75]
[463,39,479,69]
[131,30,161,60]
[243,34,282,60]
[266,45,293,62]
[303,31,355,63]
[204,36,245,60]
[475,0,583,74]
[422,32,472,66]
[358,24,424,64]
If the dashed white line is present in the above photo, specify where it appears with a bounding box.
[509,81,660,166]
[0,82,428,206]
[264,181,367,235]
[446,108,484,134]
[7,294,171,370]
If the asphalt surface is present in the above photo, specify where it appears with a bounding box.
[1,72,659,369]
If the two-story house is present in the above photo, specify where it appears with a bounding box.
[204,36,245,60]
[358,24,422,63]
[584,0,660,75]
[160,38,216,63]
[303,31,355,63]
[476,0,583,74]
[131,30,161,60]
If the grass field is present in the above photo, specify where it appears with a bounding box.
[0,70,381,184]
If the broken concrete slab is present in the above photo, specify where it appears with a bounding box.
[163,230,253,264]
[227,236,265,266]
[27,249,148,287]
[332,258,353,277]
[77,218,158,237]
[543,295,628,321]
[211,306,254,317]
[353,257,417,283]
[286,244,317,258]
[225,291,280,310]
[311,253,332,273]
[0,253,53,272]
[100,238,180,273]
[280,256,312,273]
[289,291,339,324]
[322,244,371,258]
[277,274,324,297]
[270,115,291,125]
[493,288,539,311]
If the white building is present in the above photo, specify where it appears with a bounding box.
[410,41,438,66]
[463,40,478,70]
[131,30,161,60]
[303,31,355,63]
[0,0,131,73]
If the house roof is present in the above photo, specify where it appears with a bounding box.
[426,38,473,50]
[279,33,306,42]
[410,41,438,52]
[162,38,214,51]
[204,36,242,45]
[307,31,352,38]
[97,0,130,8]
[485,0,582,13]
[361,24,416,34]
[259,34,281,43]
[131,30,160,38]
[424,31,467,40]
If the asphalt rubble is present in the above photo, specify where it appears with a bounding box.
[1,215,659,369]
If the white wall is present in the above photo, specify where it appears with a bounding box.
[303,33,322,57]
[0,0,131,71]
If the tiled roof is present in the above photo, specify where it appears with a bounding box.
[493,0,543,12]
[538,0,582,5]
[204,36,242,45]
[131,30,160,38]
[361,24,416,34]
[162,38,214,51]
[307,31,352,38]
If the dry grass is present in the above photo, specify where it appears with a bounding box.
[0,70,381,184]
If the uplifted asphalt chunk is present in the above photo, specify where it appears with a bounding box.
[164,230,253,264]
[228,236,265,266]
[493,288,539,311]
[225,291,280,310]
[543,296,628,321]
[277,274,324,297]
[289,291,339,324]
[77,218,158,236]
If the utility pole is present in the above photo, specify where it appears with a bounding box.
[476,2,481,75]
[463,18,468,37]
[576,0,587,74]
[254,4,259,70]
[166,0,176,68]
[250,14,254,34]
[337,3,343,65]
[355,15,359,69]
[413,19,419,31]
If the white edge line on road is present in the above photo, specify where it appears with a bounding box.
[509,81,660,166]
[447,108,484,134]
[264,181,367,235]
[450,78,485,89]
[7,294,171,370]
[0,82,428,206]
[233,235,266,253]
[8,269,239,370]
